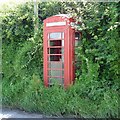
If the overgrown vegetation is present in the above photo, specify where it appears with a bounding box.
[1,1,120,118]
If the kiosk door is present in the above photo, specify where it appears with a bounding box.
[47,32,64,85]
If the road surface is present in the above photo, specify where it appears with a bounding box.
[0,107,44,119]
[0,107,79,119]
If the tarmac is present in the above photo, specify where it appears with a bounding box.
[0,107,43,119]
[0,107,79,120]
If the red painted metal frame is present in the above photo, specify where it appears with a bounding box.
[43,15,76,88]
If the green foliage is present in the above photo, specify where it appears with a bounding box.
[2,1,119,119]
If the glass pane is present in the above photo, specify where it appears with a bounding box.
[75,32,80,40]
[61,48,64,54]
[62,32,64,39]
[62,40,64,46]
[75,40,78,46]
[48,40,64,47]
[48,70,64,76]
[49,32,61,39]
[48,40,62,46]
[48,48,64,54]
[48,62,64,69]
[48,55,64,61]
[48,77,64,85]
[49,55,61,61]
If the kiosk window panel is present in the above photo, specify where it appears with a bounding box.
[48,55,64,61]
[48,70,64,76]
[48,32,64,39]
[49,32,61,39]
[62,32,64,39]
[48,62,64,69]
[48,40,63,46]
[48,48,64,54]
[48,77,64,85]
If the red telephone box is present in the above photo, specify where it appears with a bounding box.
[43,14,81,88]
